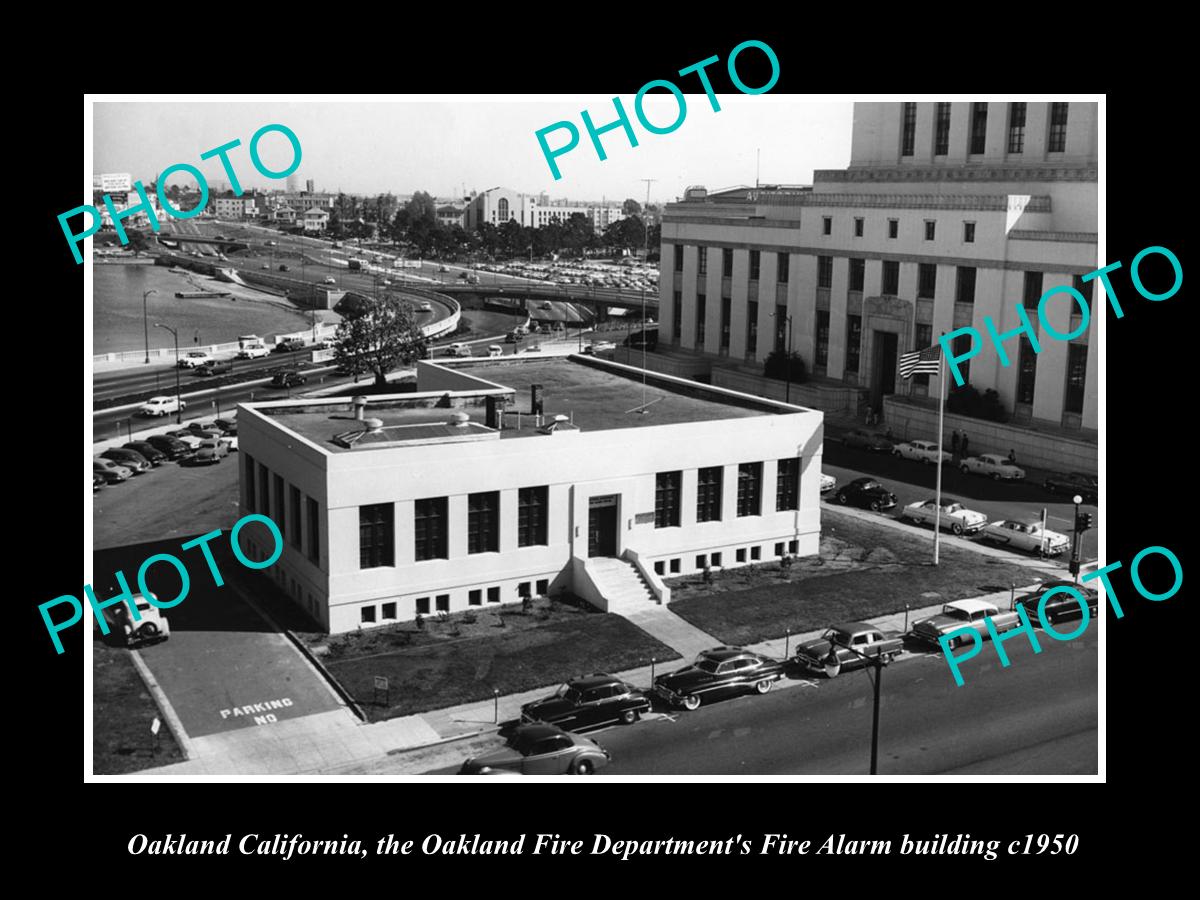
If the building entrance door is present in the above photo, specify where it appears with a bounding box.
[870,331,898,414]
[588,495,619,557]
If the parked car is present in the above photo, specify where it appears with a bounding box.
[794,623,904,676]
[981,518,1070,556]
[439,265,450,273]
[419,302,433,312]
[93,458,132,484]
[843,429,895,452]
[520,674,651,731]
[100,448,151,475]
[273,338,305,353]
[195,359,234,377]
[820,473,837,494]
[279,264,290,272]
[205,419,237,434]
[219,434,239,452]
[900,498,988,535]
[270,371,307,388]
[167,431,205,449]
[145,434,191,459]
[237,343,270,359]
[960,454,1026,481]
[654,647,786,711]
[122,442,167,466]
[323,276,337,285]
[177,350,213,369]
[186,445,223,466]
[105,593,171,647]
[197,438,230,459]
[139,395,186,417]
[911,600,1021,648]
[832,477,897,512]
[93,472,104,492]
[1043,471,1098,503]
[447,343,472,358]
[459,723,611,775]
[487,344,503,358]
[893,439,951,465]
[1014,580,1099,626]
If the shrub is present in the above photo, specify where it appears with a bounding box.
[947,384,1009,423]
[763,350,809,384]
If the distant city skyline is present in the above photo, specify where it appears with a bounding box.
[92,99,854,206]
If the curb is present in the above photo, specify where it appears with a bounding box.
[384,728,492,756]
[128,647,195,759]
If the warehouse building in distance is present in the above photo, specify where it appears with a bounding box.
[236,356,822,633]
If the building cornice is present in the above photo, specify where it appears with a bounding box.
[1008,229,1097,243]
[813,164,1097,184]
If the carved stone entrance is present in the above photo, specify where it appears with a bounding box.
[861,295,914,417]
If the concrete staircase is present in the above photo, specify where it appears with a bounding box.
[586,557,659,611]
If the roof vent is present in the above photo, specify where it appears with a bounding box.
[362,417,384,433]
[449,411,470,428]
[353,396,368,420]
[537,413,579,436]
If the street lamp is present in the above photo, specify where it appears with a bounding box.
[823,641,886,775]
[142,289,158,364]
[768,310,794,404]
[1069,494,1087,583]
[154,322,183,424]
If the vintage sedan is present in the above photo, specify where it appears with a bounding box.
[1043,471,1098,503]
[893,439,951,465]
[93,458,132,484]
[832,477,897,512]
[100,448,151,475]
[820,473,837,494]
[910,599,1020,648]
[1014,580,1099,626]
[459,724,610,775]
[960,453,1026,481]
[794,623,903,676]
[104,593,171,647]
[520,674,651,731]
[843,429,894,452]
[981,518,1070,556]
[900,498,988,535]
[654,647,786,711]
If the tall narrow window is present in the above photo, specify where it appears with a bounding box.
[918,263,937,299]
[1023,271,1044,307]
[258,463,270,519]
[952,334,973,384]
[1007,102,1026,153]
[720,297,731,351]
[969,102,988,154]
[845,315,862,374]
[737,463,762,517]
[854,217,864,237]
[359,503,394,569]
[518,486,548,547]
[901,102,917,156]
[698,248,707,276]
[674,245,684,271]
[273,474,285,534]
[882,260,900,295]
[722,247,733,277]
[822,216,832,235]
[934,102,951,155]
[414,496,448,561]
[818,255,833,289]
[289,486,302,549]
[963,221,976,243]
[467,491,499,554]
[696,467,723,523]
[672,291,682,341]
[924,220,936,241]
[244,454,256,513]
[815,310,830,367]
[696,294,706,345]
[775,458,799,511]
[306,496,319,565]
[887,219,899,239]
[777,253,789,283]
[956,266,976,304]
[913,323,933,388]
[1048,102,1069,152]
[1016,337,1038,404]
[1064,343,1087,414]
[746,300,758,357]
[655,471,681,528]
[749,250,760,281]
[849,258,865,292]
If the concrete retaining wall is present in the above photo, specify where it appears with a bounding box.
[711,368,862,414]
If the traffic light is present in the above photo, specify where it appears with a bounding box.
[1076,512,1095,533]
[1068,559,1080,577]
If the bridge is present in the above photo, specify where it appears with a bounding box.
[157,234,250,252]
[435,281,659,313]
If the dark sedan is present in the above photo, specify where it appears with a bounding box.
[842,429,895,452]
[273,338,305,353]
[832,477,898,512]
[122,441,167,466]
[1014,580,1099,627]
[1043,471,1098,503]
[793,623,904,676]
[521,674,651,731]
[93,472,104,492]
[654,647,785,711]
[211,418,238,434]
[271,371,307,388]
[184,422,224,437]
[459,724,611,775]
[100,448,151,475]
[145,434,192,459]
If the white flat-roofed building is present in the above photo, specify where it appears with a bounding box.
[658,101,1098,452]
[236,356,823,633]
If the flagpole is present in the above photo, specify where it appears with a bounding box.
[933,338,946,566]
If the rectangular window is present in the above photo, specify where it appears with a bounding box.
[737,462,763,517]
[696,294,706,345]
[518,486,548,547]
[952,334,973,384]
[882,260,900,295]
[901,102,917,156]
[776,457,800,511]
[963,221,976,243]
[711,552,722,567]
[469,589,482,606]
[416,597,430,615]
[1065,343,1088,415]
[822,216,832,235]
[361,606,376,624]
[435,594,450,613]
[956,266,976,304]
[817,255,833,289]
[888,218,898,239]
[918,263,937,299]
[849,258,865,292]
[751,545,761,561]
[518,581,531,598]
[749,250,760,280]
[969,102,988,154]
[382,601,396,620]
[1007,102,1026,154]
[289,486,302,549]
[746,300,758,357]
[696,466,723,523]
[736,548,747,563]
[1023,271,1044,307]
[854,217,864,237]
[359,503,394,569]
[722,247,733,277]
[1016,337,1038,404]
[653,561,664,576]
[415,496,448,561]
[244,454,256,513]
[815,310,830,366]
[674,245,684,271]
[306,496,319,564]
[845,315,862,374]
[696,555,707,570]
[467,491,499,554]
[924,220,936,241]
[1048,102,1069,152]
[672,291,682,341]
[488,586,500,603]
[913,323,933,388]
[777,252,789,283]
[536,578,549,595]
[698,248,707,276]
[720,297,731,350]
[655,471,682,528]
[775,542,785,557]
[669,559,680,574]
[788,539,799,554]
[935,102,951,155]
[273,474,285,533]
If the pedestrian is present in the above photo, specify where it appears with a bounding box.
[961,433,970,457]
[1008,448,1017,464]
[951,430,961,456]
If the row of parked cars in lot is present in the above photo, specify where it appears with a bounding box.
[93,419,238,489]
[463,580,1100,774]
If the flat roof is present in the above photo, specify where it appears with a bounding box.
[255,357,796,452]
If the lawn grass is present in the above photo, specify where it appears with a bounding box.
[668,510,1043,646]
[320,599,679,721]
[93,639,184,774]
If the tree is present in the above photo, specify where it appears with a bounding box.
[764,350,808,384]
[622,198,641,216]
[333,292,428,386]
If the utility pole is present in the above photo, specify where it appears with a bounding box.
[142,289,158,364]
[638,178,656,411]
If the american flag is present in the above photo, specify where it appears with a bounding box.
[898,344,942,379]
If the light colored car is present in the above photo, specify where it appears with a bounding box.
[93,458,132,483]
[981,518,1069,556]
[487,344,503,357]
[447,343,472,358]
[139,396,186,417]
[197,438,230,459]
[419,301,433,312]
[900,498,988,535]
[459,723,611,775]
[323,276,337,285]
[177,350,213,369]
[219,434,239,452]
[911,599,1021,648]
[893,439,951,465]
[820,473,837,493]
[237,343,270,359]
[960,454,1026,481]
[170,432,204,449]
[105,593,171,647]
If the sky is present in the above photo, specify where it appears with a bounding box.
[92,98,854,205]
